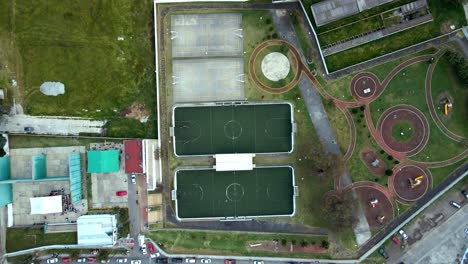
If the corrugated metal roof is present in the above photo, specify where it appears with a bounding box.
[69,153,82,204]
[86,150,120,173]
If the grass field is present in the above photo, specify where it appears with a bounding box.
[323,102,350,153]
[150,230,330,258]
[0,0,156,138]
[430,55,468,138]
[391,121,414,142]
[8,135,120,149]
[6,227,76,252]
[370,61,466,162]
[429,158,468,186]
[323,0,467,71]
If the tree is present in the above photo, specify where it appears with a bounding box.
[281,239,287,246]
[321,193,355,232]
[97,250,110,262]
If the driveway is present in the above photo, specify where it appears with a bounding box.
[0,114,105,135]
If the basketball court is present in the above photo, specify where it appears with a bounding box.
[174,166,296,220]
[171,13,243,58]
[172,103,294,156]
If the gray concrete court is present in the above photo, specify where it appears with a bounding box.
[172,58,244,103]
[171,13,243,58]
[9,146,85,179]
[0,114,105,135]
[90,171,128,208]
[12,181,88,226]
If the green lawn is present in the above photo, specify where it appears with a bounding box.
[1,0,156,138]
[391,120,414,142]
[429,158,468,186]
[6,227,76,252]
[150,230,330,258]
[370,61,466,162]
[8,135,120,149]
[324,0,467,72]
[430,55,468,137]
[323,102,350,153]
[318,15,384,47]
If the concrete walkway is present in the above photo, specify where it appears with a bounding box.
[271,9,372,246]
[0,114,106,135]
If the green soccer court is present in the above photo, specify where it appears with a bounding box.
[172,103,293,156]
[175,166,295,220]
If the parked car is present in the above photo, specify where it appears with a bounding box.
[253,261,264,264]
[461,190,468,199]
[224,260,235,264]
[185,258,196,263]
[151,253,161,258]
[62,257,73,262]
[117,259,128,263]
[87,257,97,263]
[47,258,58,264]
[131,174,136,184]
[116,190,128,196]
[156,258,169,263]
[141,244,148,255]
[24,127,34,132]
[130,260,141,264]
[450,201,461,209]
[78,258,87,263]
[147,242,155,253]
[391,235,400,245]
[171,258,183,263]
[378,248,389,259]
[201,259,211,264]
[399,229,409,240]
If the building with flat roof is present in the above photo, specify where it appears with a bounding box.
[87,150,120,173]
[30,195,63,215]
[124,140,143,174]
[77,214,117,246]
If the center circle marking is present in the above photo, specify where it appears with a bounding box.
[224,120,243,140]
[226,183,245,202]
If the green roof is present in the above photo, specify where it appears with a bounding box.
[87,150,120,173]
[32,154,47,180]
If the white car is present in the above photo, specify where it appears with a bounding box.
[399,229,409,240]
[201,259,211,264]
[131,174,136,184]
[253,261,264,264]
[131,260,141,264]
[141,244,148,255]
[47,258,58,264]
[185,258,196,263]
[150,253,161,258]
[117,259,128,263]
[77,258,87,263]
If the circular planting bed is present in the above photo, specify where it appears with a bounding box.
[378,105,429,156]
[250,41,299,93]
[391,165,431,202]
[350,73,380,100]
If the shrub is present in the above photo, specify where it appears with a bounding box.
[385,169,393,176]
[281,239,287,246]
[321,240,330,249]
[387,155,393,161]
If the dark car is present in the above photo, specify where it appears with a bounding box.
[24,127,34,132]
[378,248,389,259]
[171,258,183,263]
[156,258,168,264]
[462,190,468,199]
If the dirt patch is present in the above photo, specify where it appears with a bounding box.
[350,73,379,100]
[435,92,453,120]
[378,105,429,156]
[247,240,327,254]
[391,165,431,202]
[352,186,394,230]
[361,150,386,175]
[440,20,454,34]
[121,102,150,123]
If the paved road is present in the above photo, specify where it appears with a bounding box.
[0,114,105,135]
[127,174,144,259]
[393,204,468,264]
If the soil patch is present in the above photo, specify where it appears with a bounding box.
[121,102,150,123]
[350,73,379,99]
[361,150,386,175]
[246,240,327,254]
[391,165,431,202]
[352,185,394,230]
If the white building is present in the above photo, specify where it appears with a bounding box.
[77,214,117,246]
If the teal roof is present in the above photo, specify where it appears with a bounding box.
[69,153,82,204]
[32,154,47,180]
[0,157,12,206]
[0,156,10,181]
[87,150,120,173]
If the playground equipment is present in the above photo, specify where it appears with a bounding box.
[370,198,379,208]
[409,175,424,189]
[444,102,453,116]
[377,215,385,224]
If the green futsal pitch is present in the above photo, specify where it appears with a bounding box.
[175,167,295,219]
[172,103,293,156]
